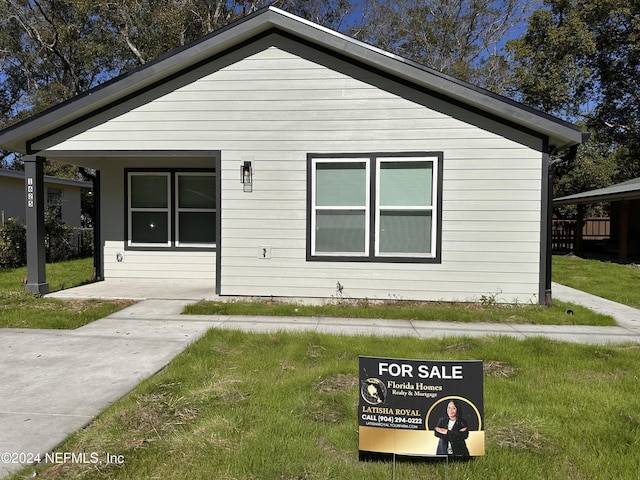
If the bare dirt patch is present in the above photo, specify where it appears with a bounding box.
[483,360,517,378]
[492,420,547,452]
[314,374,358,394]
[445,341,474,351]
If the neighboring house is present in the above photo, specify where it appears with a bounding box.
[0,7,584,301]
[0,168,91,228]
[554,177,640,261]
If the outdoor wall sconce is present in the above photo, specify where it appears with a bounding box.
[241,160,253,192]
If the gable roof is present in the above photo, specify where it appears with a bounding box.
[0,6,584,155]
[554,177,640,205]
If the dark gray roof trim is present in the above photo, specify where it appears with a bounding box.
[554,177,640,205]
[0,6,583,154]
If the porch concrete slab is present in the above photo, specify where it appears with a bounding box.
[47,278,218,301]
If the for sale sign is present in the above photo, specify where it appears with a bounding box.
[358,356,484,457]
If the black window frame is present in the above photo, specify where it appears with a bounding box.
[125,168,217,251]
[307,152,443,263]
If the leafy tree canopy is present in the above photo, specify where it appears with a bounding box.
[352,0,533,94]
[508,0,640,196]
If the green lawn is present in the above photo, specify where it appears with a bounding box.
[0,258,133,329]
[10,330,639,480]
[552,254,640,308]
[4,257,639,479]
[184,297,615,326]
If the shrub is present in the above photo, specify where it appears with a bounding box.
[0,218,27,268]
[0,212,84,268]
[45,209,73,263]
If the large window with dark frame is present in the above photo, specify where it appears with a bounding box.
[46,187,64,220]
[309,153,441,262]
[127,171,216,248]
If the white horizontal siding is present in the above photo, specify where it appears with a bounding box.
[212,41,542,302]
[103,244,216,281]
[219,277,537,303]
[39,34,546,302]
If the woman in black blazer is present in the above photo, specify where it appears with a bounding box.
[434,399,470,456]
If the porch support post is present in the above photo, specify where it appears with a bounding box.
[94,170,103,280]
[23,155,49,295]
[542,153,553,306]
[575,204,584,255]
[618,199,630,261]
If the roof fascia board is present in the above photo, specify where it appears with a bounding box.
[41,150,219,158]
[554,178,640,204]
[554,192,640,205]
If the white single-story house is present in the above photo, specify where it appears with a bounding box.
[0,7,584,301]
[0,168,91,228]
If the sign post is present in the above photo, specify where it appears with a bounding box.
[358,356,484,458]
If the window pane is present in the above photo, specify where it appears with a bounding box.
[379,211,431,254]
[47,188,63,205]
[178,175,216,209]
[179,212,216,244]
[380,161,432,206]
[316,162,366,206]
[316,210,366,253]
[131,212,168,243]
[131,175,168,208]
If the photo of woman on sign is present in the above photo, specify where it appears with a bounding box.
[434,399,470,456]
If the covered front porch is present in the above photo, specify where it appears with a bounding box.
[46,278,218,301]
[554,177,640,262]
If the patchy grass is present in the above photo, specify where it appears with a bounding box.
[0,257,94,292]
[10,331,640,480]
[0,258,133,329]
[0,294,134,329]
[184,297,615,326]
[552,254,640,308]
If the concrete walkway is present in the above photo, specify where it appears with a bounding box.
[1,281,639,478]
[0,300,219,479]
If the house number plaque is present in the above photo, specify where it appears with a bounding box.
[26,178,34,208]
